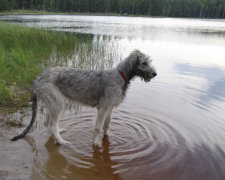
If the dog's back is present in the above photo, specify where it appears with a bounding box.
[31,67,117,108]
[55,68,104,107]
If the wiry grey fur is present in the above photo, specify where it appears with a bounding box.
[11,50,157,146]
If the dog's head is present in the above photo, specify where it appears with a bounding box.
[130,50,157,82]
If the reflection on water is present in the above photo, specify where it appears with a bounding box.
[1,15,225,180]
[91,137,121,180]
[23,114,122,180]
[47,35,119,70]
[1,15,225,46]
[175,63,225,101]
[5,107,224,180]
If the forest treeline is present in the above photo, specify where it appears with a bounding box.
[1,0,225,18]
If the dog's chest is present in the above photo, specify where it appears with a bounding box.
[112,83,128,107]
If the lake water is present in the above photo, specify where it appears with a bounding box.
[1,15,225,180]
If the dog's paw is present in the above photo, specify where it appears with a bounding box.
[59,128,66,134]
[57,140,71,145]
[103,131,109,136]
[93,141,100,147]
[63,140,71,145]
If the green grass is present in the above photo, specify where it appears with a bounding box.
[0,21,79,106]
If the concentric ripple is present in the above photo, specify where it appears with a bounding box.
[104,110,187,174]
[30,107,188,179]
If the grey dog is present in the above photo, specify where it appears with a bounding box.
[11,50,157,146]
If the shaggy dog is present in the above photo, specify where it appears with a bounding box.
[11,50,157,146]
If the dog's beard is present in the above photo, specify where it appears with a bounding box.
[141,77,151,82]
[136,71,152,82]
[144,77,151,82]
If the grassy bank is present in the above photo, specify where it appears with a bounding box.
[0,21,79,107]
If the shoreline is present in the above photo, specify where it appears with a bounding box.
[0,10,218,19]
[0,10,156,18]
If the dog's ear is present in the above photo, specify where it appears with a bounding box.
[129,50,141,67]
[134,50,142,63]
[132,55,140,72]
[135,56,140,66]
[135,53,142,66]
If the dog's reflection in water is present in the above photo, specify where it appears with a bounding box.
[92,136,121,179]
[43,136,121,180]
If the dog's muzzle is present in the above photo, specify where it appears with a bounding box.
[143,72,157,82]
[152,72,157,77]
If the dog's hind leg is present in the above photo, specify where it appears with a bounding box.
[44,114,65,133]
[47,111,70,145]
[38,83,70,145]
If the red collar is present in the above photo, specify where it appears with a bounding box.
[118,69,130,84]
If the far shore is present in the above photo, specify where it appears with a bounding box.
[0,10,140,16]
[0,10,219,20]
[0,9,181,19]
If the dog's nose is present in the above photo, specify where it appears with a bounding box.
[152,72,157,77]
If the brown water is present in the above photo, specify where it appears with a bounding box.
[1,15,225,180]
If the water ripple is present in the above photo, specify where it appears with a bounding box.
[55,109,188,175]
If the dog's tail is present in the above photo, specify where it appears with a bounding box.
[11,93,37,141]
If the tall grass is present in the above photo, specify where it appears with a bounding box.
[0,21,120,109]
[0,21,78,106]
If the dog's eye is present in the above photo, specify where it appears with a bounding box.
[142,62,147,66]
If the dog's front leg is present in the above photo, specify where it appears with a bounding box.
[103,109,113,136]
[93,108,108,146]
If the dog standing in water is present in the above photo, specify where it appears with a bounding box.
[11,50,157,146]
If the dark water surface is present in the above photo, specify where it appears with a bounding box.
[1,15,225,180]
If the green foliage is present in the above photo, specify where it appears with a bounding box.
[0,21,78,105]
[0,0,225,18]
[0,80,13,105]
